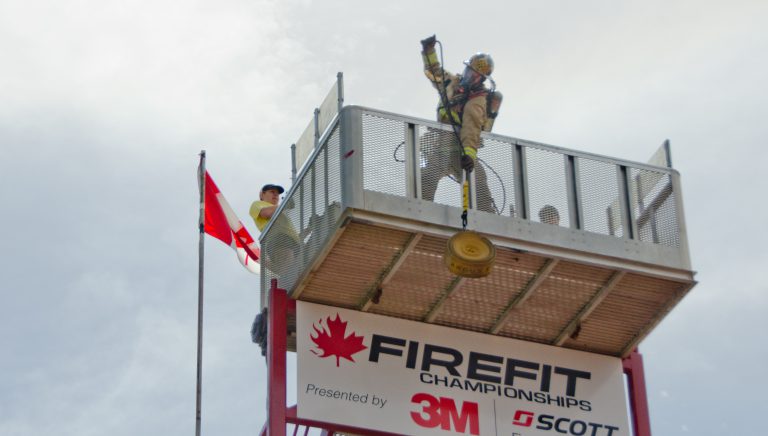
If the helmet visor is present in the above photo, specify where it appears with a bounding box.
[460,65,483,88]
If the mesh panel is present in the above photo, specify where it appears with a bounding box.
[317,82,339,136]
[630,168,680,247]
[261,181,304,292]
[304,126,343,266]
[418,125,462,208]
[525,147,569,227]
[294,118,315,174]
[476,135,516,215]
[262,125,343,295]
[578,158,622,237]
[362,113,406,197]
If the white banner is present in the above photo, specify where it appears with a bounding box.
[297,302,630,436]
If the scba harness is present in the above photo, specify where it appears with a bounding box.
[437,85,500,131]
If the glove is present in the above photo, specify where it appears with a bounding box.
[461,154,475,172]
[420,34,437,51]
[461,146,477,172]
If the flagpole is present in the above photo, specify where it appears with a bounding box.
[196,150,206,436]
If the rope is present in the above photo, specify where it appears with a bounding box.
[462,179,469,230]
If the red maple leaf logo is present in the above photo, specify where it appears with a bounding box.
[310,314,368,367]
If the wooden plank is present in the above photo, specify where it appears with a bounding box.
[359,233,422,311]
[553,271,626,345]
[489,258,559,334]
[423,276,467,323]
[619,280,696,356]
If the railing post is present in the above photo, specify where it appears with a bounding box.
[663,139,672,168]
[340,106,364,210]
[514,143,529,219]
[323,141,330,210]
[566,154,582,229]
[617,165,637,239]
[313,108,320,149]
[267,278,287,436]
[336,72,344,113]
[404,123,418,199]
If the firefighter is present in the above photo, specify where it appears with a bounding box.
[420,35,502,214]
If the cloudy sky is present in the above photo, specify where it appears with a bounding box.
[1,0,767,434]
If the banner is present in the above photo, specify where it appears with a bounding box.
[297,302,629,436]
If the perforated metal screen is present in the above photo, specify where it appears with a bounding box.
[262,125,343,295]
[266,107,688,299]
[578,158,623,237]
[476,136,516,216]
[525,146,570,227]
[630,168,680,247]
[354,109,683,250]
[362,113,406,197]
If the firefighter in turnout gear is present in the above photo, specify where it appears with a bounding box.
[420,35,501,214]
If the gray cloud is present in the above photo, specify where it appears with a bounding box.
[1,0,766,435]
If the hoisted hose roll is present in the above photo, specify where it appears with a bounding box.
[444,231,496,278]
[444,178,496,278]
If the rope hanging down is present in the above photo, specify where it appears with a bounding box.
[462,179,469,230]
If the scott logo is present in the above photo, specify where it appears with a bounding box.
[310,314,367,367]
[512,410,534,427]
[511,409,620,436]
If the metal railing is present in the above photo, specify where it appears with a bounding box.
[260,105,690,300]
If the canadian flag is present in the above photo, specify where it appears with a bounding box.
[203,171,260,274]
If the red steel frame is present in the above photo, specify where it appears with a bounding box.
[261,279,652,436]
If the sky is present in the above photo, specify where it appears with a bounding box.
[1,0,767,435]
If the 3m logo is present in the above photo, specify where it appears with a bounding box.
[310,314,367,366]
[410,392,480,435]
[512,410,534,427]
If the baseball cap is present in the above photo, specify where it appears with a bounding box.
[261,184,285,194]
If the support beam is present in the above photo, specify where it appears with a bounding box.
[267,279,288,436]
[359,233,422,311]
[423,276,467,323]
[553,271,626,345]
[490,259,559,334]
[623,350,652,436]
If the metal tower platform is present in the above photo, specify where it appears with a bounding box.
[259,105,695,359]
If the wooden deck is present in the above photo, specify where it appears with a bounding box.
[285,217,694,358]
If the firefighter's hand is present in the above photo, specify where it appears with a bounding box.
[461,154,475,172]
[461,146,477,172]
[421,35,437,51]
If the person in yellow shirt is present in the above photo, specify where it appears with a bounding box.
[250,184,299,276]
[251,184,284,230]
